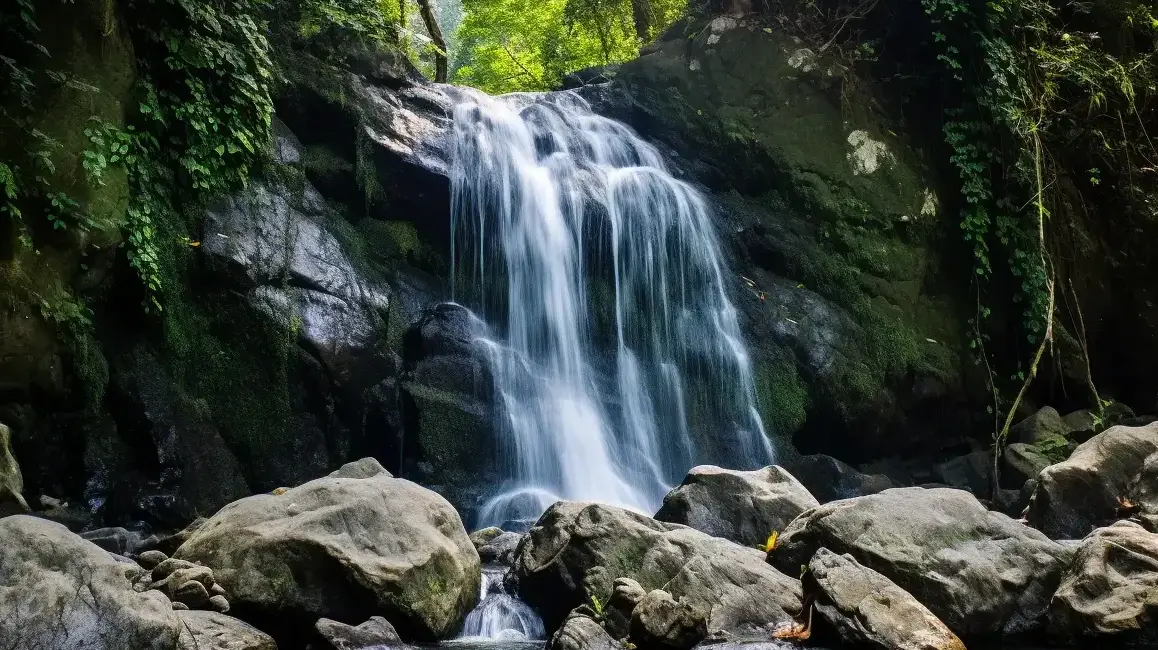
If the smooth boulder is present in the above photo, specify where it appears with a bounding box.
[655,465,819,546]
[177,610,276,650]
[315,616,403,649]
[173,461,480,639]
[0,515,179,649]
[549,611,622,650]
[806,548,965,650]
[512,501,802,635]
[771,487,1072,636]
[1049,520,1158,644]
[1027,422,1158,539]
[630,589,708,650]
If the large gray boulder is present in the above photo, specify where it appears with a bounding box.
[1049,520,1158,645]
[655,465,818,546]
[173,463,480,639]
[1027,422,1158,539]
[315,616,403,649]
[512,501,802,636]
[0,515,180,650]
[177,610,276,650]
[771,487,1073,637]
[806,548,965,650]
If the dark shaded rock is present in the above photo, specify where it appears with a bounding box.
[931,450,991,495]
[806,548,965,650]
[0,515,180,648]
[1049,520,1158,646]
[562,64,621,89]
[604,577,647,639]
[154,517,207,556]
[478,531,524,565]
[1027,422,1158,539]
[81,526,146,556]
[172,579,212,609]
[630,589,708,650]
[209,594,231,613]
[512,501,801,636]
[772,487,1073,637]
[782,454,900,502]
[1001,443,1051,489]
[0,422,29,517]
[315,615,403,649]
[174,463,480,640]
[655,465,818,546]
[1012,406,1072,445]
[138,549,169,570]
[177,610,276,650]
[549,610,622,650]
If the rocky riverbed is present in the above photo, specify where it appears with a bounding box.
[4,418,1158,649]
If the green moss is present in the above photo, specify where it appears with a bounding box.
[755,354,810,436]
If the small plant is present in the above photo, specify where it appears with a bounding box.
[589,593,605,619]
[758,531,779,553]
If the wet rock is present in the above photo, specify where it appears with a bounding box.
[315,615,403,649]
[0,515,179,649]
[806,548,965,650]
[1027,422,1158,539]
[783,454,900,503]
[478,531,524,565]
[655,465,818,546]
[630,589,708,650]
[174,461,480,639]
[513,501,802,636]
[772,487,1073,636]
[549,610,622,650]
[177,610,276,650]
[1049,520,1158,645]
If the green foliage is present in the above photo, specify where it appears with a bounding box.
[452,0,683,93]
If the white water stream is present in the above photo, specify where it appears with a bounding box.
[450,89,774,528]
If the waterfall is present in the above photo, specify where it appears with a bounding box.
[450,90,774,526]
[458,566,546,641]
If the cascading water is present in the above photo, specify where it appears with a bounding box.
[458,566,546,642]
[450,89,774,526]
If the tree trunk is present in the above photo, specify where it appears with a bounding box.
[416,0,448,83]
[630,0,652,41]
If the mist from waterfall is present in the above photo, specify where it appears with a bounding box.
[450,89,773,526]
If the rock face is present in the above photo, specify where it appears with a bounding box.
[0,515,179,649]
[478,531,524,565]
[315,616,403,649]
[806,548,965,650]
[177,610,276,650]
[1027,422,1158,539]
[655,465,819,546]
[512,501,802,635]
[1049,521,1158,644]
[0,422,29,516]
[173,463,480,639]
[772,487,1073,636]
[549,611,622,650]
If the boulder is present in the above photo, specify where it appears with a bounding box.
[0,422,29,516]
[630,589,708,650]
[512,501,802,636]
[806,548,965,650]
[1049,520,1158,645]
[138,549,169,570]
[153,558,203,582]
[478,531,524,565]
[173,463,480,639]
[771,487,1073,636]
[172,579,212,610]
[1001,443,1052,489]
[470,526,504,548]
[328,457,392,479]
[654,465,819,546]
[177,610,276,650]
[81,526,147,556]
[315,616,403,649]
[549,611,622,650]
[209,594,231,613]
[604,577,648,638]
[782,454,900,503]
[1027,422,1158,539]
[1012,406,1073,445]
[0,515,180,649]
[931,450,991,495]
